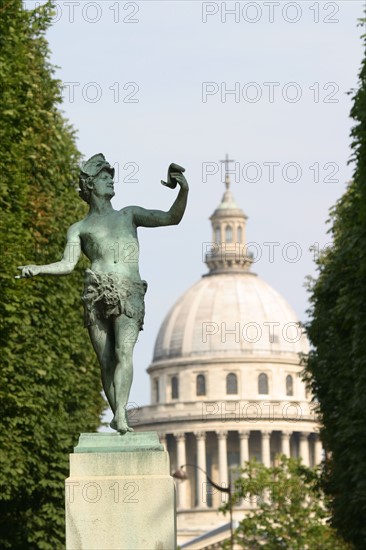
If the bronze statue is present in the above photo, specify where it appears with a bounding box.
[17,154,188,433]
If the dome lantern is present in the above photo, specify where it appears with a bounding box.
[205,154,253,275]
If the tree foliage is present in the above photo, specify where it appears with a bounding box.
[0,2,105,548]
[223,457,350,550]
[303,15,366,549]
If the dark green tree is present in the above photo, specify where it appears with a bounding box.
[0,2,105,548]
[222,457,350,550]
[303,15,366,550]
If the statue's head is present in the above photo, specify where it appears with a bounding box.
[79,153,115,204]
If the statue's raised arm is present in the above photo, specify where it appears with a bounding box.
[132,163,188,228]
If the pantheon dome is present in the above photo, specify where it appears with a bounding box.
[154,272,308,362]
[133,164,320,549]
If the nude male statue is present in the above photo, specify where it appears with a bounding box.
[17,153,189,434]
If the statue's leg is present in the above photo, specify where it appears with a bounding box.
[87,317,116,413]
[112,314,139,434]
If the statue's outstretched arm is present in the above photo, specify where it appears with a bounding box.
[16,223,81,279]
[133,171,189,228]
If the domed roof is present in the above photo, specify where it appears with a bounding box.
[153,272,309,362]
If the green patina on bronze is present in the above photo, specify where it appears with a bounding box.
[17,153,188,434]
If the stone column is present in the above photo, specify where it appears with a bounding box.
[239,430,250,508]
[299,432,309,466]
[195,432,207,509]
[314,434,323,465]
[217,431,228,504]
[176,433,187,510]
[261,430,271,467]
[281,431,292,458]
[239,430,250,465]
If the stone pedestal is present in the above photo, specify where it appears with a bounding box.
[65,432,176,550]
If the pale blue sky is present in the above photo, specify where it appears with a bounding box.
[25,1,364,414]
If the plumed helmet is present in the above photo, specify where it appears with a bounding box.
[80,153,115,179]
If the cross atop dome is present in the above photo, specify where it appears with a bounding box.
[220,153,235,190]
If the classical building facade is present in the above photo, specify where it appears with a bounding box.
[133,167,320,547]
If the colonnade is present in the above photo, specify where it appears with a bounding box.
[161,429,323,510]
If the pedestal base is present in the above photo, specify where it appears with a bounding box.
[65,432,176,550]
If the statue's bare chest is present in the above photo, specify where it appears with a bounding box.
[80,210,137,260]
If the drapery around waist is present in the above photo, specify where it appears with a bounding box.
[82,269,147,329]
